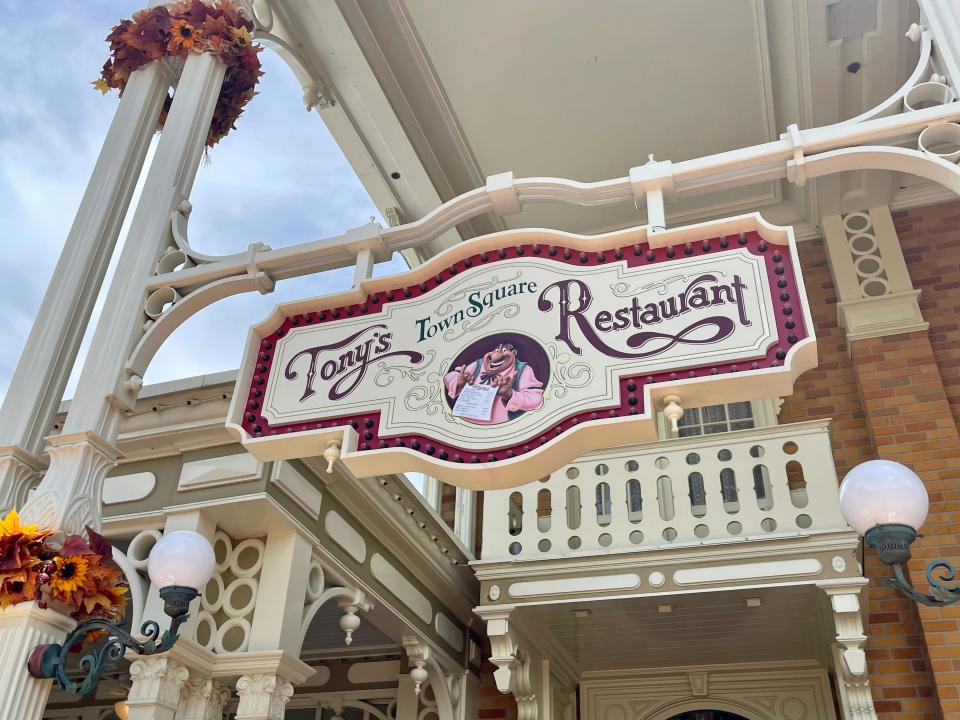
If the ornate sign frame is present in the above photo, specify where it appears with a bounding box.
[227,214,816,488]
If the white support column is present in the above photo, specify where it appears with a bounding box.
[248,528,312,652]
[127,657,191,720]
[20,51,227,533]
[0,603,76,720]
[820,581,878,720]
[235,674,294,720]
[0,61,169,512]
[176,677,231,720]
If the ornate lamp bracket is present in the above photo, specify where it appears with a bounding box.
[26,585,198,696]
[866,524,960,606]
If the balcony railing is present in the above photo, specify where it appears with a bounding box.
[480,420,848,561]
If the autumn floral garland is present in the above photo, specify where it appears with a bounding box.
[95,0,264,148]
[0,510,128,622]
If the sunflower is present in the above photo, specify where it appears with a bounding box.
[51,555,90,595]
[0,509,38,538]
[168,19,198,52]
[228,25,252,49]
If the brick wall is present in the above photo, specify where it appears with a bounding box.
[779,236,944,719]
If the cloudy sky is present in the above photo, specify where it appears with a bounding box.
[0,0,406,403]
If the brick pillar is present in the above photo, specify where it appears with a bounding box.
[851,330,960,717]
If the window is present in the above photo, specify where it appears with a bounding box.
[657,398,781,439]
[678,401,754,437]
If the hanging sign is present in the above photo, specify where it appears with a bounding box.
[227,214,816,489]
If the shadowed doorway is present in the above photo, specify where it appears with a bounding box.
[667,712,751,720]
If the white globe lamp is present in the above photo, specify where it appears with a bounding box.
[839,459,929,536]
[147,530,216,617]
[839,460,959,607]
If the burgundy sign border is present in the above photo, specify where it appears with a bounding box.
[240,231,806,464]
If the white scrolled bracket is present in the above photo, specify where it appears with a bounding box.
[797,144,960,195]
[479,609,537,720]
[835,29,934,126]
[254,29,336,110]
[401,635,458,715]
[170,202,272,266]
[120,268,274,407]
[298,586,373,653]
[111,546,147,634]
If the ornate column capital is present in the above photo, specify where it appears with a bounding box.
[235,673,294,720]
[0,445,46,514]
[18,431,120,533]
[177,677,231,720]
[128,657,190,713]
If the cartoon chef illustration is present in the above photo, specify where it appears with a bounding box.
[444,340,545,424]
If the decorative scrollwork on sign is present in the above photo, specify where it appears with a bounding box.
[545,343,592,398]
[433,272,523,317]
[375,351,435,387]
[610,271,726,298]
[404,378,449,417]
[442,303,520,342]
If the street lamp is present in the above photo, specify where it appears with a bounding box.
[839,459,960,606]
[27,530,216,695]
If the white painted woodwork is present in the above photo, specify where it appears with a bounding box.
[580,661,836,720]
[673,558,822,586]
[0,603,76,720]
[126,657,190,720]
[102,471,157,505]
[346,660,402,685]
[178,453,261,491]
[324,511,367,563]
[63,51,226,436]
[249,529,312,654]
[271,461,323,518]
[370,554,432,623]
[433,613,464,653]
[508,574,642,600]
[481,420,846,561]
[20,52,227,532]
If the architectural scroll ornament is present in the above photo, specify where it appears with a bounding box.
[236,673,294,720]
[822,584,878,720]
[128,657,190,710]
[482,612,539,720]
[177,678,231,720]
[298,560,374,651]
[19,432,119,535]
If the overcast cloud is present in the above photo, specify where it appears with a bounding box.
[0,0,406,403]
